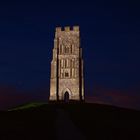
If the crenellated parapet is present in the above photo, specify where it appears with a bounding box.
[56,26,79,32]
[55,26,79,38]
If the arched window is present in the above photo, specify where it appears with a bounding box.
[69,45,72,54]
[66,46,69,54]
[65,72,69,77]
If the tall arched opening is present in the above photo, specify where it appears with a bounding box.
[64,91,69,103]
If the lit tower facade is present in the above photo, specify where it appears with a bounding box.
[49,26,84,101]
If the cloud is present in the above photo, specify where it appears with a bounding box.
[0,86,49,110]
[86,86,140,110]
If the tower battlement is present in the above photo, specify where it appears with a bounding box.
[55,26,79,32]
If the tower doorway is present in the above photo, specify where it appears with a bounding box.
[64,91,69,102]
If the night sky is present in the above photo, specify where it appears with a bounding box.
[0,0,140,110]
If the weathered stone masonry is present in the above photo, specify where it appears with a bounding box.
[49,26,84,101]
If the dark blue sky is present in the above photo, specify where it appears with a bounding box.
[0,0,140,109]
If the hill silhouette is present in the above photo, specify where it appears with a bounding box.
[0,103,140,140]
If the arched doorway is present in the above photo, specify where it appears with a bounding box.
[64,91,69,103]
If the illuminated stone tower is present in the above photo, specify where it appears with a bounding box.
[49,26,84,101]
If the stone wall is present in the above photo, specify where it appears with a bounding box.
[49,26,84,101]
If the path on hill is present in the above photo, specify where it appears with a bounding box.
[55,109,86,140]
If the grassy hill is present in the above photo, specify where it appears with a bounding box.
[8,102,47,111]
[0,103,140,140]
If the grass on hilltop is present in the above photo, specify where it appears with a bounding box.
[8,102,47,111]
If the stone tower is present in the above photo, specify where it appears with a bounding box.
[49,26,84,101]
